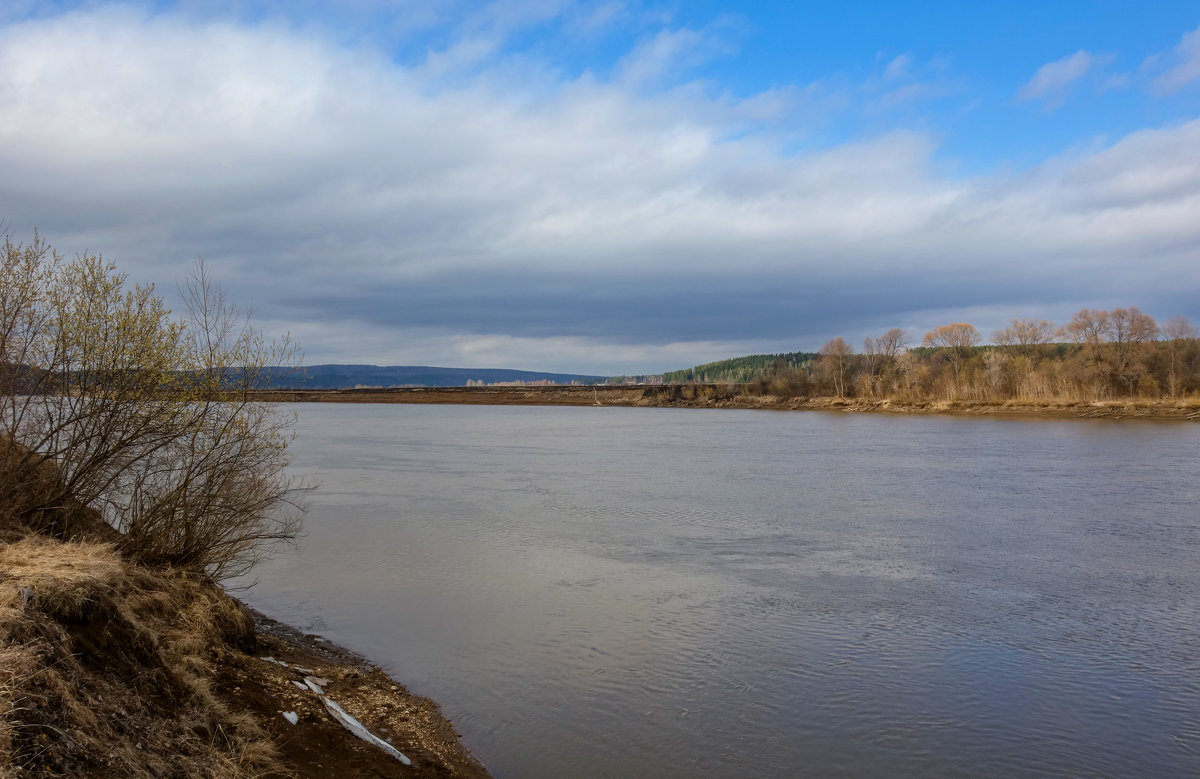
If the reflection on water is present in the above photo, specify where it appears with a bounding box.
[236,405,1200,778]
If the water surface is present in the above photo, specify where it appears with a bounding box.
[237,405,1200,777]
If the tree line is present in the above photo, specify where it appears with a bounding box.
[662,351,819,385]
[740,308,1200,402]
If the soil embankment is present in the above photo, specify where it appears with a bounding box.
[252,385,1200,421]
[253,385,647,406]
[0,513,489,777]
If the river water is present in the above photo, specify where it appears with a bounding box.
[236,404,1200,778]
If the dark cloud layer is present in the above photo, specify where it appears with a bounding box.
[284,269,1053,343]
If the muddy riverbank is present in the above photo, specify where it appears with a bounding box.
[250,385,1200,420]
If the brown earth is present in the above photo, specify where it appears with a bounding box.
[217,609,490,779]
[0,514,489,778]
[250,385,1200,421]
[251,385,646,406]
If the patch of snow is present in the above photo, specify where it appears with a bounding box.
[322,698,412,766]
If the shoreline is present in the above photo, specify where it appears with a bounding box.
[218,603,492,778]
[249,385,1200,421]
[0,522,490,777]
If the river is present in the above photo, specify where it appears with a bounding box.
[236,404,1200,777]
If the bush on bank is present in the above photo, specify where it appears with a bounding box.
[1,232,307,580]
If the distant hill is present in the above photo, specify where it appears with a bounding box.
[264,364,606,389]
[661,351,819,384]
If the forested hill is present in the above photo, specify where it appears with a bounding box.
[265,364,606,388]
[662,351,819,384]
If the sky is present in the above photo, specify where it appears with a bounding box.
[1,1,1199,376]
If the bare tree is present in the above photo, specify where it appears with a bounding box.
[1060,308,1110,345]
[862,328,908,396]
[993,318,1055,353]
[1162,315,1198,397]
[2,241,193,532]
[1059,308,1114,396]
[1109,307,1158,344]
[1163,315,1199,341]
[922,323,980,383]
[1107,307,1157,396]
[0,235,308,579]
[819,337,855,397]
[877,328,909,360]
[864,328,907,370]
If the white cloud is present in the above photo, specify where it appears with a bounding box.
[614,27,701,85]
[1103,72,1132,91]
[468,0,568,34]
[1018,49,1105,104]
[882,54,911,81]
[566,1,625,38]
[1151,24,1200,94]
[859,53,963,114]
[613,20,737,86]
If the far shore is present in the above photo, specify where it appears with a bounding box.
[249,385,1200,421]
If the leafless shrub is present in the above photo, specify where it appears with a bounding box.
[0,234,309,579]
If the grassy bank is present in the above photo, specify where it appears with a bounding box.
[638,387,1200,420]
[0,503,488,776]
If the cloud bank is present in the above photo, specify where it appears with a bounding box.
[0,7,1198,374]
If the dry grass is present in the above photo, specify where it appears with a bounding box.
[0,532,283,776]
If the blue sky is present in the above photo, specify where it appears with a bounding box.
[1,1,1199,374]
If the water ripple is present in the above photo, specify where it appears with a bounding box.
[238,405,1200,778]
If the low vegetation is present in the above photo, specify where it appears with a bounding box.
[672,312,1200,406]
[0,233,299,774]
[0,522,277,775]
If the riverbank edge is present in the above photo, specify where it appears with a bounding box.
[225,603,492,778]
[250,385,1200,421]
[706,395,1200,420]
[0,515,490,777]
